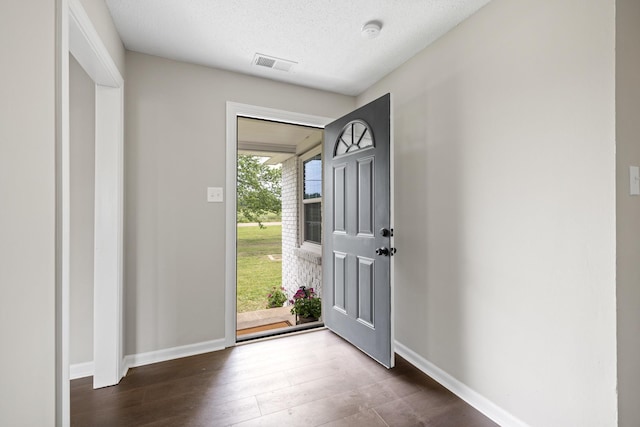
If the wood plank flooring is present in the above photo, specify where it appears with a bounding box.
[71,329,498,427]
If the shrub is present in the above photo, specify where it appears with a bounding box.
[266,286,288,308]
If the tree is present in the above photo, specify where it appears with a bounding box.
[237,155,282,228]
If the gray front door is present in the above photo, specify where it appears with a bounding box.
[323,93,394,368]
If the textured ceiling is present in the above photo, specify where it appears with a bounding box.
[106,0,491,96]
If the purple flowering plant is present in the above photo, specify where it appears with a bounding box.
[289,286,322,319]
[266,286,288,309]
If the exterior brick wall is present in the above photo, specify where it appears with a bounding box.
[281,154,323,305]
[281,157,299,298]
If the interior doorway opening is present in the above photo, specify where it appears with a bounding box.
[235,117,324,341]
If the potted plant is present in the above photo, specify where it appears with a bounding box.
[289,286,321,324]
[266,286,288,309]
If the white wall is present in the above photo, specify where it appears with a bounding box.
[616,0,640,425]
[357,1,617,426]
[0,1,56,425]
[79,0,125,77]
[124,51,354,355]
[69,54,96,366]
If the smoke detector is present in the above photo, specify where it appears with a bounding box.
[362,21,382,39]
[253,53,297,72]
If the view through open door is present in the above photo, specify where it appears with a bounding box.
[323,93,394,368]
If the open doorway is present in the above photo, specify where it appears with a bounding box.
[235,117,324,340]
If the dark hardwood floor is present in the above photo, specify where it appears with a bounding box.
[71,329,497,426]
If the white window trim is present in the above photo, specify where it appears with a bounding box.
[299,145,322,253]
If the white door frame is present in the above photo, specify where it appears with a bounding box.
[56,0,124,424]
[224,103,333,347]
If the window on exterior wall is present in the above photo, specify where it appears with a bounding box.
[301,146,322,250]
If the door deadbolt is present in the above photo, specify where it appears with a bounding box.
[379,228,394,237]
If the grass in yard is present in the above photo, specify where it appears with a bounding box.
[237,211,282,223]
[237,224,282,313]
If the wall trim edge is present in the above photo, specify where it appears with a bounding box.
[70,361,94,380]
[121,339,226,375]
[70,339,226,380]
[394,340,529,427]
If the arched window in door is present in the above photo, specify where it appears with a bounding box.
[334,120,374,157]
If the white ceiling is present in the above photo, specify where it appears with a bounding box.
[105,0,491,96]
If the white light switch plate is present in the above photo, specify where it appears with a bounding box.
[207,187,224,202]
[630,166,640,196]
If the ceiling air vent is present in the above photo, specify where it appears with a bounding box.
[253,53,297,72]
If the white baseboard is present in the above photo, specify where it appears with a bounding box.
[70,361,95,380]
[394,341,529,427]
[121,338,226,377]
[71,339,226,381]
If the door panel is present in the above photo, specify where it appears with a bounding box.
[333,165,346,233]
[323,93,393,368]
[333,252,347,312]
[357,256,375,326]
[357,157,374,236]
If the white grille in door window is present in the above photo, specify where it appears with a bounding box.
[334,120,374,157]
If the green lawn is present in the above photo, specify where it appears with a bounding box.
[237,211,282,223]
[237,224,283,313]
